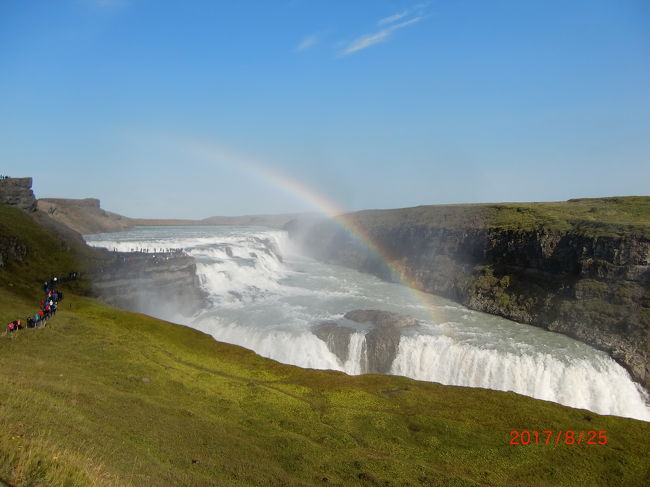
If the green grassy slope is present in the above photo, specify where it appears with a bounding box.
[350,196,650,238]
[1,203,649,486]
[0,205,108,297]
[2,294,649,487]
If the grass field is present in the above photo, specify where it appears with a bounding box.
[1,291,649,486]
[1,203,649,486]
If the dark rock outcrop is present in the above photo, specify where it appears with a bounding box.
[313,321,354,364]
[314,310,419,374]
[346,310,419,374]
[290,201,650,390]
[0,177,37,212]
[344,310,419,329]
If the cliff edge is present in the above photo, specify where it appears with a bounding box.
[288,197,650,390]
[89,252,207,319]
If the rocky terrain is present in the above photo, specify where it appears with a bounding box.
[0,177,37,212]
[90,252,207,319]
[289,197,650,390]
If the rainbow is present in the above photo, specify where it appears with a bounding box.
[184,139,449,328]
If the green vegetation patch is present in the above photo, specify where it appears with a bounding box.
[0,205,107,297]
[348,196,650,238]
[1,291,649,486]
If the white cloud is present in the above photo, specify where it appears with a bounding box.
[341,30,392,56]
[295,34,318,52]
[339,16,423,56]
[378,10,408,26]
[378,2,430,25]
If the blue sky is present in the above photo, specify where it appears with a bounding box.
[1,0,649,218]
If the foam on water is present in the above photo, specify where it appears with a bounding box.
[194,317,342,370]
[343,332,368,375]
[85,226,650,421]
[391,333,649,420]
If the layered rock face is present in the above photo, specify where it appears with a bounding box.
[0,177,37,212]
[289,203,650,390]
[91,253,207,319]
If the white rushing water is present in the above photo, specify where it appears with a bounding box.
[85,226,650,421]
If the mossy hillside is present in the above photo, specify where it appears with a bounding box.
[0,205,108,297]
[1,291,650,487]
[348,196,650,238]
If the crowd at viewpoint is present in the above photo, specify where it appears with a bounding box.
[0,175,11,179]
[114,247,186,254]
[5,275,72,333]
[112,247,188,266]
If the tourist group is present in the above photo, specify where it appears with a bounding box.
[6,277,65,332]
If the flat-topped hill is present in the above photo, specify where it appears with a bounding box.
[40,197,101,208]
[349,196,650,238]
[37,197,312,235]
[38,198,133,235]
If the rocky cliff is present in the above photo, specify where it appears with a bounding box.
[287,197,650,390]
[90,252,207,319]
[0,177,37,212]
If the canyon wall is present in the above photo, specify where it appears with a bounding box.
[90,253,207,320]
[287,198,650,389]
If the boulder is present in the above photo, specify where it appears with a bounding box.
[313,310,420,374]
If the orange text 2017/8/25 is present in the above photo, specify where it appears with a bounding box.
[509,430,608,445]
